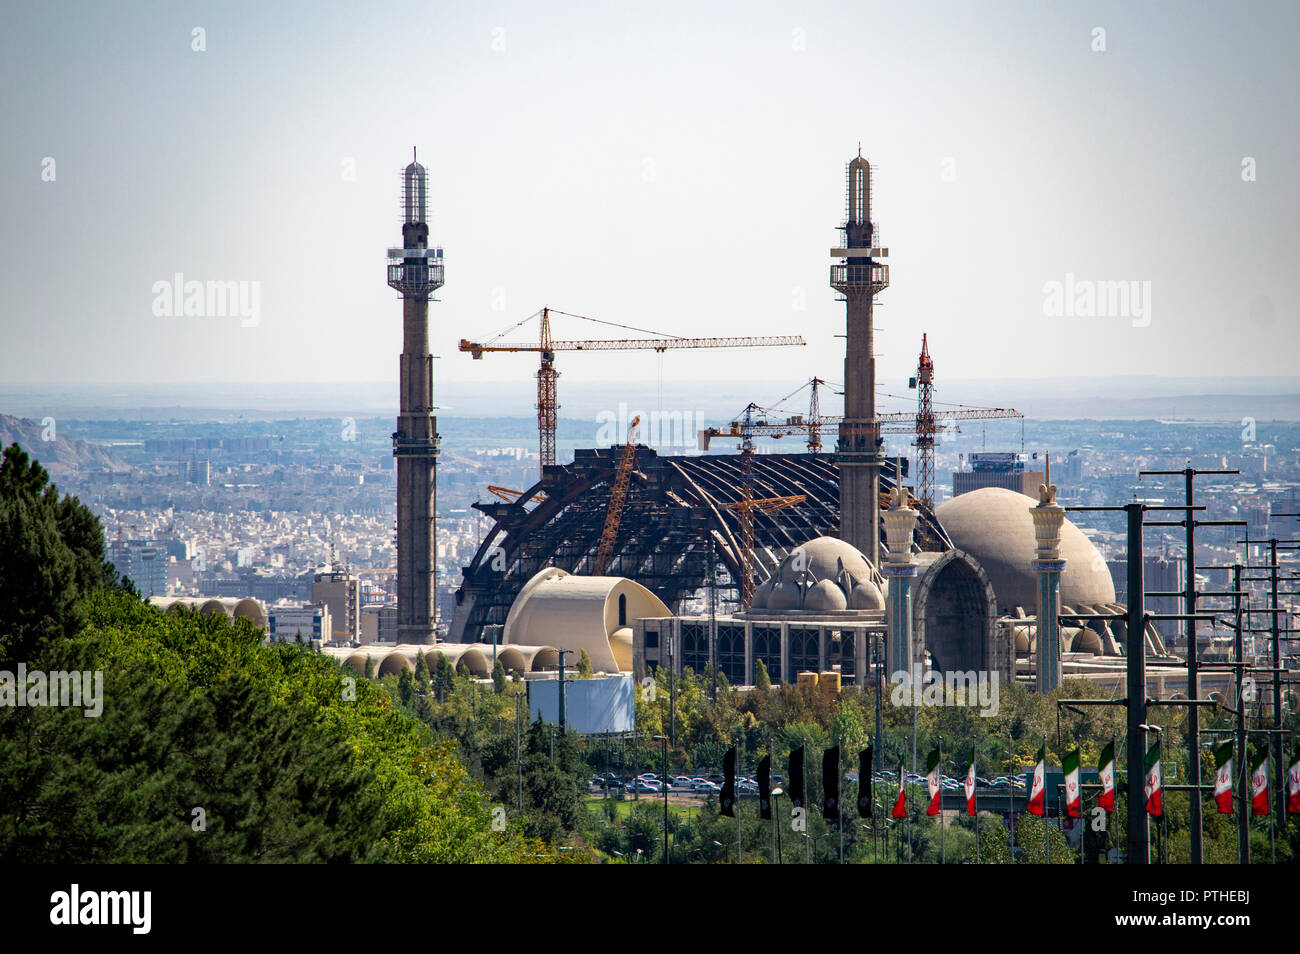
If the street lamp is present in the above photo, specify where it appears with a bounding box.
[770,786,784,864]
[654,734,670,863]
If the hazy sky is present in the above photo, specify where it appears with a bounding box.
[2,1,1296,399]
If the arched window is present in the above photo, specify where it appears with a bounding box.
[618,593,627,627]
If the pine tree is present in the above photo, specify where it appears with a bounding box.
[492,659,507,694]
[754,658,772,691]
[577,648,594,678]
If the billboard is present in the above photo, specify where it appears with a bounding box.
[528,674,634,734]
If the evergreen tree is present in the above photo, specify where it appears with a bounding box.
[492,659,506,694]
[754,658,771,691]
[577,648,594,678]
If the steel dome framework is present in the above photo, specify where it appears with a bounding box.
[450,447,950,643]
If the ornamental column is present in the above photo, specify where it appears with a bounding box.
[1030,461,1067,692]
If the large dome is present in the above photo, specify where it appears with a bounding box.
[934,487,1115,615]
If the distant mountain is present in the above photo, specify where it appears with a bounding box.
[0,414,130,472]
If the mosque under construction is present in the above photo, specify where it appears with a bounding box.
[317,147,1220,705]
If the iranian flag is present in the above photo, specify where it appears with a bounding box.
[1250,747,1270,816]
[1288,748,1300,815]
[1212,741,1234,815]
[1063,748,1081,818]
[1027,744,1046,815]
[891,758,907,819]
[1144,742,1162,816]
[925,748,942,816]
[1097,741,1115,813]
[964,750,977,817]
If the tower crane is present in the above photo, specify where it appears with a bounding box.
[460,307,806,471]
[886,333,1024,509]
[592,415,640,575]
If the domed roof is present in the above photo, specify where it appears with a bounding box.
[745,536,882,616]
[934,487,1115,614]
[775,536,878,587]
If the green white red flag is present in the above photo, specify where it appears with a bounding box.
[925,748,941,816]
[891,758,907,819]
[964,750,977,817]
[1097,741,1115,812]
[1144,742,1162,816]
[1063,748,1081,818]
[1288,748,1300,815]
[1213,741,1234,814]
[1250,747,1270,816]
[1027,744,1046,815]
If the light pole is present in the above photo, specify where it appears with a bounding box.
[654,734,670,863]
[770,786,784,864]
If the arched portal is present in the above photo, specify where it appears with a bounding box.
[915,550,998,674]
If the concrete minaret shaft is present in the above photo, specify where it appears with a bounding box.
[830,151,890,568]
[387,150,444,644]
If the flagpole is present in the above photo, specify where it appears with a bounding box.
[974,744,980,865]
[1008,727,1015,864]
[939,735,945,865]
[1043,735,1049,865]
[1077,732,1084,865]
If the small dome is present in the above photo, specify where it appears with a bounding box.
[751,578,774,609]
[848,579,884,610]
[804,579,848,612]
[768,581,802,610]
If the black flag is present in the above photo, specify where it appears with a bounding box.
[758,754,772,819]
[720,746,737,817]
[858,747,873,817]
[788,746,805,809]
[822,745,841,820]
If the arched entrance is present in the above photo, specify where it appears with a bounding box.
[915,550,998,674]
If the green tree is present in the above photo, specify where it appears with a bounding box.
[0,443,119,666]
[492,659,507,694]
[414,650,430,689]
[754,658,771,692]
[577,648,594,678]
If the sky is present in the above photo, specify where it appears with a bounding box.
[2,1,1297,404]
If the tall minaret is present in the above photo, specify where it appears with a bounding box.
[387,149,444,644]
[830,150,890,568]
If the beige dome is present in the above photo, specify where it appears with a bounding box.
[805,578,848,612]
[848,578,885,610]
[744,536,882,615]
[503,567,670,673]
[777,536,879,587]
[935,487,1116,614]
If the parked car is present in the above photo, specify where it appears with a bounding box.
[693,780,721,794]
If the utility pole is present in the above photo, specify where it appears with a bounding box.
[1126,503,1149,864]
[556,648,568,735]
[1140,466,1237,864]
[1234,561,1249,862]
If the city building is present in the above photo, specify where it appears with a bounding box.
[268,602,332,646]
[312,567,360,643]
[953,452,1045,499]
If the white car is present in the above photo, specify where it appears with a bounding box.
[693,780,721,793]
